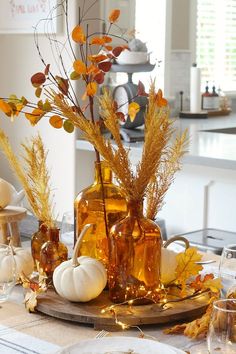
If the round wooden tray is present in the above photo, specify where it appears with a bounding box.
[37,289,210,331]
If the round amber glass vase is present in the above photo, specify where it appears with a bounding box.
[31,221,49,266]
[74,161,127,267]
[108,199,162,303]
[40,228,68,278]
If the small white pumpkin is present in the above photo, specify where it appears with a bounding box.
[53,224,107,302]
[0,247,34,281]
[161,236,190,285]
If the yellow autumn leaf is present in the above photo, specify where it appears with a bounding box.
[73,59,86,74]
[72,25,86,44]
[24,291,38,312]
[203,277,222,293]
[128,102,140,121]
[25,108,44,125]
[0,99,12,116]
[175,247,203,284]
[86,82,97,96]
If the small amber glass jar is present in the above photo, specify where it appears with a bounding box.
[40,228,68,278]
[74,161,127,267]
[31,221,49,266]
[108,199,162,303]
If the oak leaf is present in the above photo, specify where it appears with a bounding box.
[128,102,140,121]
[72,25,86,44]
[109,9,120,23]
[175,247,203,293]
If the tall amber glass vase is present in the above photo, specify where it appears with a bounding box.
[108,199,162,303]
[74,161,127,267]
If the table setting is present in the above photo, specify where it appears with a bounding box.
[0,1,236,353]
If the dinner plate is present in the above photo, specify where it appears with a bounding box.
[56,336,185,354]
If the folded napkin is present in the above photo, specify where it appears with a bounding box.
[0,324,60,354]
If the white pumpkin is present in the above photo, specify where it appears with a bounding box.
[161,248,178,285]
[0,247,34,281]
[161,236,190,285]
[53,224,107,302]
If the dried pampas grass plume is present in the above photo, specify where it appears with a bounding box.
[0,130,55,228]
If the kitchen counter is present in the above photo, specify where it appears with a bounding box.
[76,113,236,170]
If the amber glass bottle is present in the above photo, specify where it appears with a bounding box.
[40,228,68,278]
[31,221,49,266]
[74,161,127,267]
[108,199,162,303]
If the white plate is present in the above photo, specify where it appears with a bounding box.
[56,336,185,354]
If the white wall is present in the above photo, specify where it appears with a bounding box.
[0,1,79,219]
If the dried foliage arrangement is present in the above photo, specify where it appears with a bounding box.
[0,130,55,228]
[49,84,187,211]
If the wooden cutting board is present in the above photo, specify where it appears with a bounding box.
[37,289,210,331]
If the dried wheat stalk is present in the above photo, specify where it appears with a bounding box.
[50,83,188,213]
[0,130,55,227]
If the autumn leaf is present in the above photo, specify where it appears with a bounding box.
[112,46,124,58]
[88,54,108,63]
[98,61,112,72]
[109,9,120,23]
[70,71,81,80]
[31,72,46,88]
[0,100,12,116]
[93,71,105,84]
[73,59,87,74]
[128,102,140,121]
[116,111,125,122]
[55,76,69,95]
[63,120,74,133]
[137,81,148,97]
[191,274,222,294]
[86,82,97,96]
[25,108,44,125]
[103,35,112,43]
[72,25,86,44]
[35,87,42,98]
[155,89,168,107]
[49,115,63,129]
[104,45,113,51]
[44,64,50,76]
[175,247,203,294]
[90,37,105,45]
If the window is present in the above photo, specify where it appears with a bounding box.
[196,0,236,92]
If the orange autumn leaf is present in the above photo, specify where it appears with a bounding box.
[0,100,12,116]
[103,35,112,43]
[88,54,108,63]
[73,59,86,74]
[49,115,63,129]
[87,64,100,75]
[90,37,105,45]
[25,108,44,125]
[109,9,120,23]
[86,82,97,96]
[155,89,168,107]
[190,274,222,294]
[72,25,86,44]
[128,102,140,121]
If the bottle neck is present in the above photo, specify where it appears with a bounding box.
[38,221,48,233]
[48,228,60,242]
[94,161,112,184]
[127,199,144,218]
